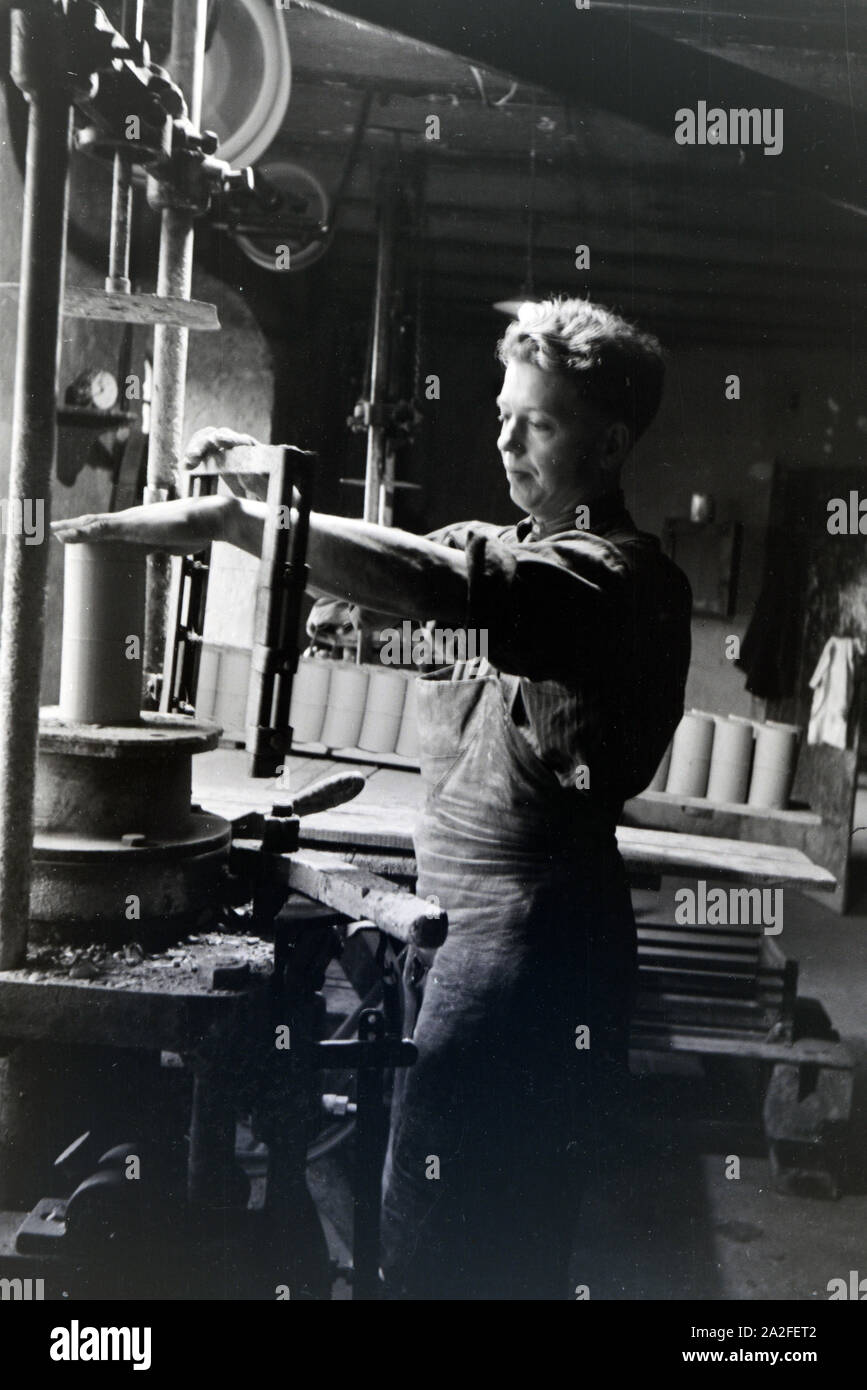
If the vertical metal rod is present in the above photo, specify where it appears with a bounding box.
[378,440,396,527]
[0,81,72,969]
[145,0,208,688]
[106,152,133,294]
[106,0,144,295]
[353,1010,386,1300]
[363,188,396,524]
[128,0,146,43]
[187,1069,236,1206]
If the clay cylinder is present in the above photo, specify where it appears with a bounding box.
[647,741,673,793]
[706,716,755,804]
[213,645,251,738]
[358,668,407,754]
[748,721,800,810]
[58,542,145,724]
[195,643,220,721]
[288,655,332,744]
[395,675,420,760]
[320,663,369,749]
[665,711,715,797]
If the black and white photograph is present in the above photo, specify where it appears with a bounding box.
[0,0,865,1358]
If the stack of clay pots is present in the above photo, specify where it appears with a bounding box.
[196,646,421,761]
[648,709,800,811]
[288,655,420,760]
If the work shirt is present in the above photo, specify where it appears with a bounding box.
[424,489,693,817]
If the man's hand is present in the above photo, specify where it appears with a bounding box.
[183,426,259,467]
[51,495,234,552]
[50,512,128,544]
[183,426,267,501]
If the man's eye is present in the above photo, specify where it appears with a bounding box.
[530,420,552,431]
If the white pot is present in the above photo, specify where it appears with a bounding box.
[58,543,145,725]
[320,663,369,749]
[288,656,332,744]
[647,741,673,792]
[665,710,715,797]
[747,722,800,810]
[358,668,408,754]
[395,676,420,760]
[706,716,755,804]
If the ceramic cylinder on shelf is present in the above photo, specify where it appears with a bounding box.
[320,662,369,749]
[195,643,220,722]
[395,675,420,760]
[706,715,755,805]
[289,655,333,744]
[58,542,145,725]
[358,667,407,754]
[647,740,673,793]
[748,721,800,810]
[215,646,252,738]
[665,710,715,798]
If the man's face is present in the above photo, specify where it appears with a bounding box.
[496,359,610,522]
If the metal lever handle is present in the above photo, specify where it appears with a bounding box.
[279,772,366,819]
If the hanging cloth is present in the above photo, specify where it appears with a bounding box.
[808,636,860,749]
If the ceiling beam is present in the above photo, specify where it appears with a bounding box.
[297,1,867,212]
[324,201,867,277]
[592,1,867,49]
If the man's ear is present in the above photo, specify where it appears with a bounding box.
[601,420,632,476]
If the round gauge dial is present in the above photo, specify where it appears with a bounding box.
[88,369,119,411]
[68,369,120,411]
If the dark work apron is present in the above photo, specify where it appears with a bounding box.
[380,668,637,1300]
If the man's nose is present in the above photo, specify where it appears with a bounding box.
[498,419,523,452]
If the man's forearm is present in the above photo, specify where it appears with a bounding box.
[53,493,471,625]
[230,498,468,623]
[51,494,233,554]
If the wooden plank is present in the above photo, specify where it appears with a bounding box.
[229,844,447,950]
[0,975,245,1052]
[285,851,446,950]
[617,826,836,889]
[638,946,761,962]
[638,977,782,1003]
[638,926,762,944]
[636,948,760,962]
[62,287,220,330]
[193,748,835,889]
[635,1011,785,1037]
[290,740,420,773]
[297,812,837,889]
[298,802,419,851]
[339,850,417,881]
[630,788,821,827]
[629,1029,853,1069]
[0,283,220,330]
[638,968,780,989]
[638,931,762,950]
[283,753,343,783]
[636,999,782,1023]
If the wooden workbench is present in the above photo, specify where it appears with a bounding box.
[193,746,850,1196]
[193,748,836,893]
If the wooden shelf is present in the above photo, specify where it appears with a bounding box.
[631,789,821,827]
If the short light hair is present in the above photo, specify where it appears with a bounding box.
[497,296,666,442]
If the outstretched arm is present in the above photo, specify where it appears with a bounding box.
[51,493,469,625]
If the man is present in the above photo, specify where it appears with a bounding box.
[53,297,692,1300]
